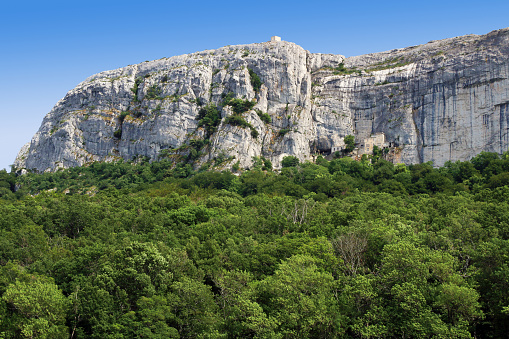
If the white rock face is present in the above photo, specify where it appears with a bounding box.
[15,28,509,172]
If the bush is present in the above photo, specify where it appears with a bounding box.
[282,156,300,168]
[222,94,256,115]
[249,69,262,93]
[278,128,291,137]
[224,115,250,128]
[197,104,221,137]
[331,63,360,75]
[255,109,271,123]
[262,157,272,171]
[232,161,240,172]
[192,170,236,190]
[344,135,355,153]
[131,77,143,102]
[223,116,258,139]
[189,139,209,150]
[145,84,163,100]
[119,111,129,124]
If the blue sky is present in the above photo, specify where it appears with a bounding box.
[1,0,508,171]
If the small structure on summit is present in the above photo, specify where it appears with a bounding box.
[271,36,281,42]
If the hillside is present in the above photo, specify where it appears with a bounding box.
[15,28,509,172]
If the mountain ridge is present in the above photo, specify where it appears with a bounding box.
[15,28,509,172]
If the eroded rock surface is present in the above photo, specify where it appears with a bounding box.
[15,28,509,171]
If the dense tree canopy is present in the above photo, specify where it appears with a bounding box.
[2,151,509,337]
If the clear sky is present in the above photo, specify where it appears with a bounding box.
[1,0,508,171]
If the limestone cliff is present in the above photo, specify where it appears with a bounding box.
[15,28,509,172]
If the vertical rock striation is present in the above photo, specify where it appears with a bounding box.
[15,28,509,172]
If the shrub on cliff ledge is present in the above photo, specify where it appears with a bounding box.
[144,84,163,100]
[249,68,262,93]
[255,109,271,123]
[197,104,221,137]
[222,93,256,115]
[224,115,258,138]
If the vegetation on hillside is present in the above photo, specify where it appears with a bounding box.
[1,151,509,338]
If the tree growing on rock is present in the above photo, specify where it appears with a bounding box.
[344,135,355,153]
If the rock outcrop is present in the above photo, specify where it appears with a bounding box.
[15,28,509,172]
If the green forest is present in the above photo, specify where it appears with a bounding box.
[1,152,509,338]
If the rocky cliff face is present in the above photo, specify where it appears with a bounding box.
[15,28,509,172]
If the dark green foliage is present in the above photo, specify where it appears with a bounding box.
[183,139,211,163]
[201,92,259,141]
[224,115,258,139]
[248,68,262,93]
[471,151,504,178]
[0,170,15,193]
[487,172,509,188]
[315,155,328,167]
[344,134,355,153]
[278,128,291,137]
[224,115,250,128]
[251,157,272,172]
[114,111,131,140]
[191,170,236,190]
[331,63,360,75]
[255,109,271,123]
[222,93,256,114]
[262,157,272,171]
[131,77,143,102]
[282,155,300,168]
[14,159,175,194]
[186,146,203,162]
[221,91,234,102]
[1,267,70,338]
[196,104,221,138]
[144,84,163,100]
[189,138,208,150]
[5,153,509,338]
[232,161,240,172]
[119,111,129,123]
